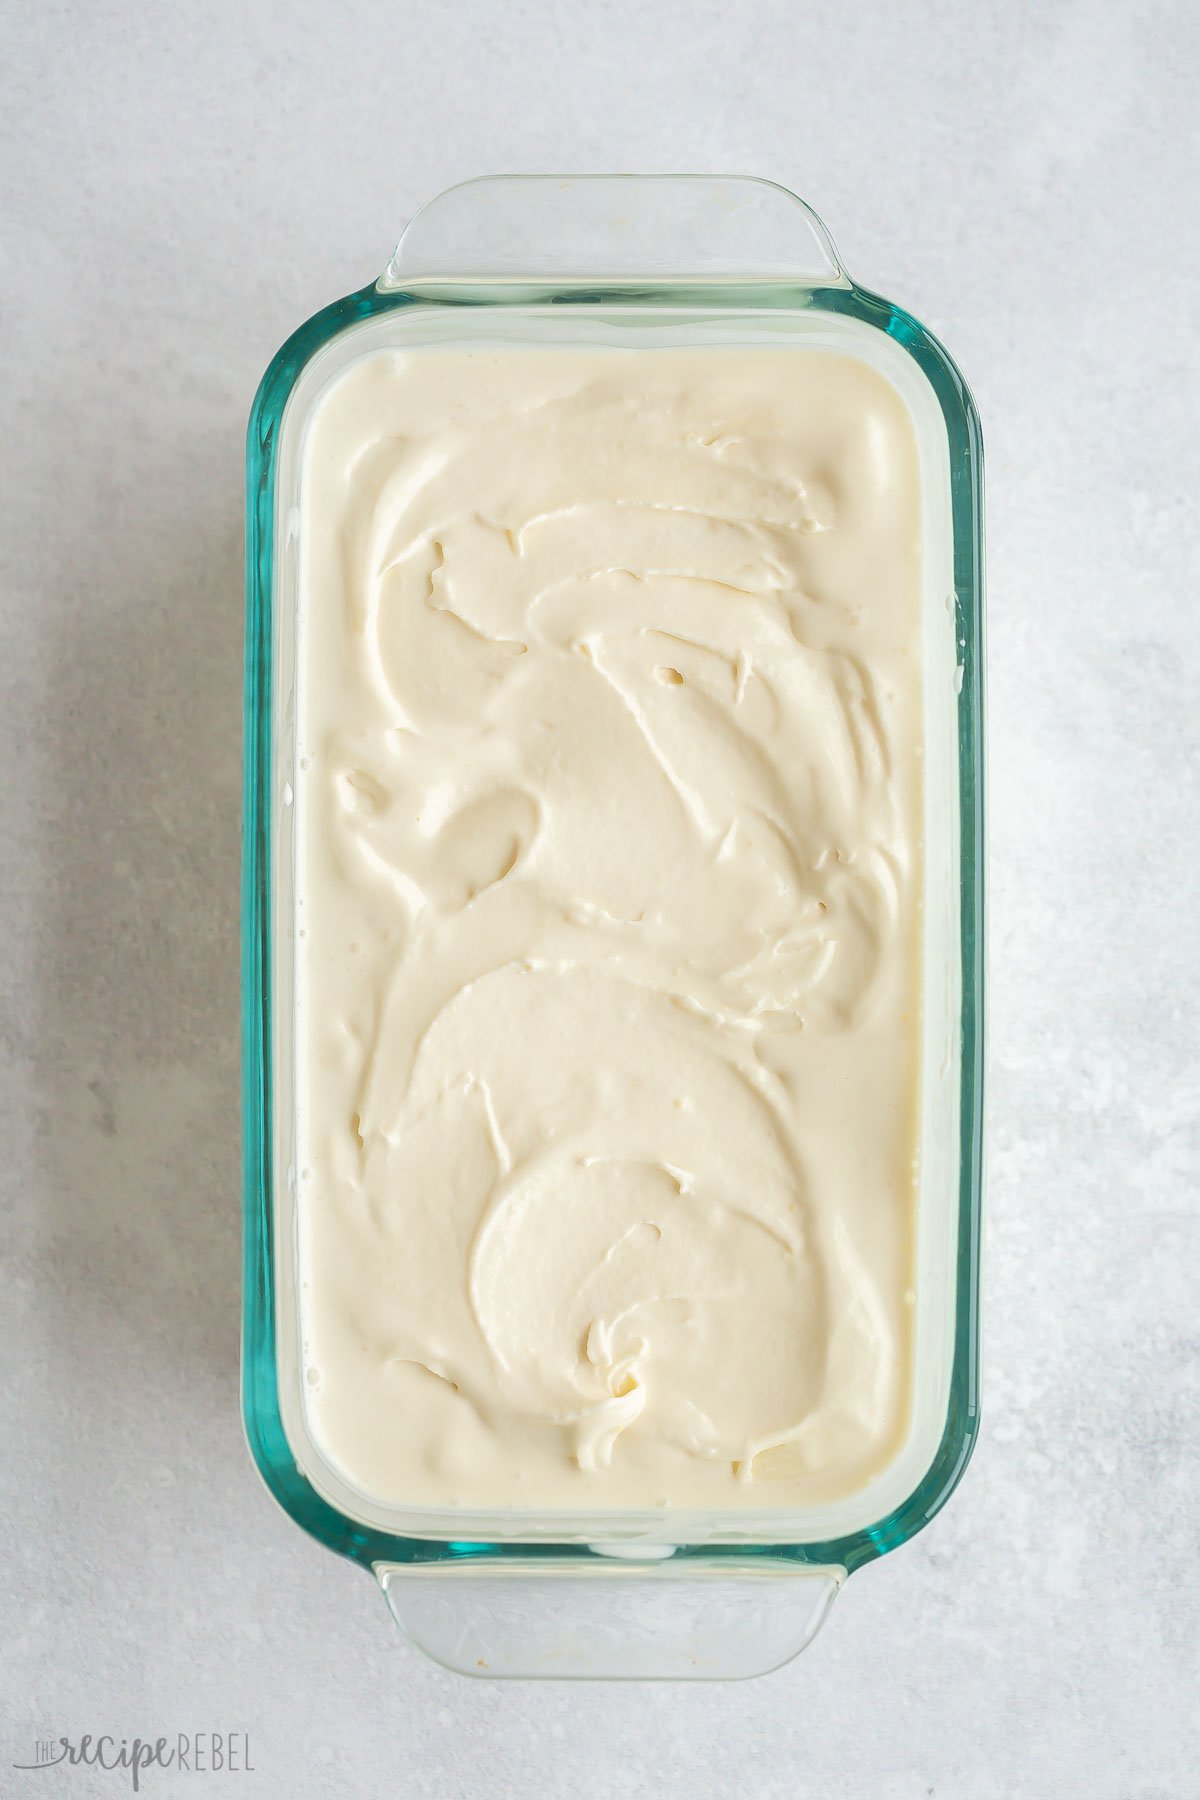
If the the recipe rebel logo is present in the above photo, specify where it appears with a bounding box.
[12,1732,254,1790]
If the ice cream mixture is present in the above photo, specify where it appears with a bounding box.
[292,346,924,1510]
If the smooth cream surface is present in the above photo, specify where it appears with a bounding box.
[296,347,923,1510]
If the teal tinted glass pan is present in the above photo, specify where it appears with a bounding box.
[242,176,984,1679]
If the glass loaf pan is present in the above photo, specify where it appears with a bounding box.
[242,175,985,1679]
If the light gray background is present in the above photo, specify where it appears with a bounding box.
[3,0,1198,1795]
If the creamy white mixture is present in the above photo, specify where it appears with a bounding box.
[295,347,923,1510]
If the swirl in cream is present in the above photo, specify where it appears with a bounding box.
[297,348,923,1509]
